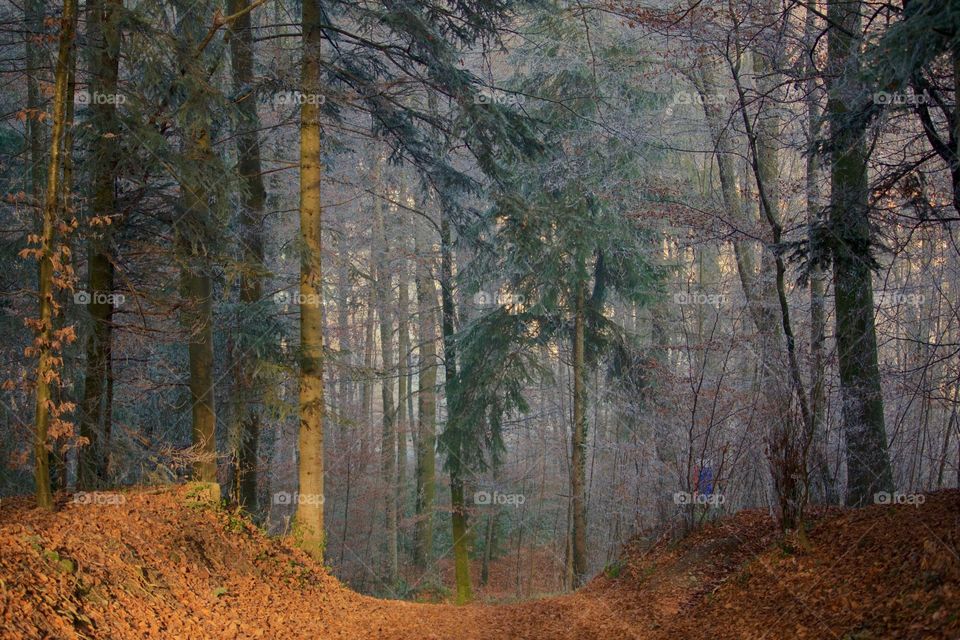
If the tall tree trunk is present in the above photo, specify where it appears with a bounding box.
[804,2,835,504]
[413,211,437,569]
[296,0,325,560]
[33,0,78,510]
[826,0,894,505]
[360,290,375,466]
[335,207,352,434]
[228,0,266,514]
[50,10,78,493]
[78,0,121,491]
[177,128,217,488]
[372,158,398,587]
[480,510,496,586]
[439,204,472,603]
[397,256,410,519]
[699,53,811,529]
[739,49,813,531]
[570,282,588,586]
[171,0,220,496]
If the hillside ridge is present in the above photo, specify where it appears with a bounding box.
[1,486,957,639]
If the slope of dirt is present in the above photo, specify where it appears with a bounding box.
[1,486,957,639]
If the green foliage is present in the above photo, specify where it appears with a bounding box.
[603,558,626,579]
[443,1,666,479]
[441,308,547,474]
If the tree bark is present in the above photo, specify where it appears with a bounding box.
[228,0,267,514]
[439,203,472,603]
[33,0,79,509]
[78,0,121,491]
[334,206,352,436]
[296,0,325,560]
[804,2,836,505]
[570,282,588,586]
[176,128,218,488]
[413,210,438,569]
[397,238,410,523]
[372,157,398,587]
[826,0,894,505]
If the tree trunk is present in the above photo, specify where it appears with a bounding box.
[804,1,835,504]
[296,0,325,560]
[744,48,813,531]
[413,211,437,569]
[480,510,496,586]
[360,290,375,466]
[372,158,398,587]
[176,132,217,489]
[228,0,267,514]
[439,204,472,603]
[78,0,121,491]
[700,53,811,529]
[570,282,588,586]
[33,0,79,510]
[397,242,410,523]
[826,0,894,505]
[50,9,78,493]
[180,257,217,485]
[335,207,352,435]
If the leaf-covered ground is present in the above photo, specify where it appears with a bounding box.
[1,487,957,639]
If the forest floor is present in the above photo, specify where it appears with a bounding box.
[0,486,957,639]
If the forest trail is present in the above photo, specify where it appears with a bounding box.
[1,487,957,639]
